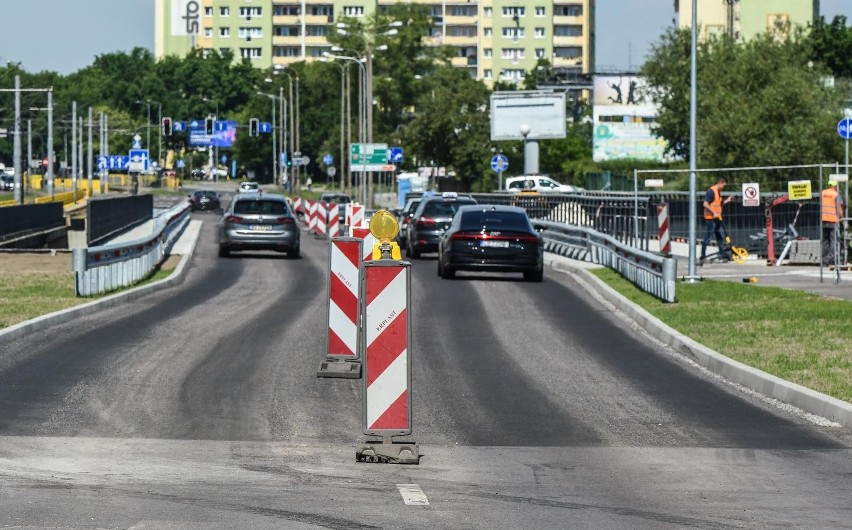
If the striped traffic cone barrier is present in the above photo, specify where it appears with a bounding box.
[317,237,363,378]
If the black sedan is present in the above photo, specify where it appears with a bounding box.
[437,205,543,282]
[188,190,221,212]
[405,192,477,259]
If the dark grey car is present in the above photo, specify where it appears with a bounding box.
[405,193,477,259]
[217,193,300,258]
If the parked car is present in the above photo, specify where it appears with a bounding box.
[405,192,477,259]
[506,175,582,193]
[438,205,543,282]
[237,181,260,193]
[217,193,300,258]
[0,175,14,191]
[188,189,221,212]
[396,197,422,248]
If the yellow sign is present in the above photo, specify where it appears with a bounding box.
[369,210,402,260]
[787,180,812,201]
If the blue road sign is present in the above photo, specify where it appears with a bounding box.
[491,154,509,173]
[323,153,333,165]
[173,121,186,132]
[176,158,186,169]
[388,147,403,164]
[259,122,272,134]
[281,152,287,166]
[838,118,852,140]
[214,120,228,132]
[97,156,108,170]
[132,139,142,149]
[128,149,150,171]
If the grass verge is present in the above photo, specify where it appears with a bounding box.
[592,268,852,404]
[0,265,176,330]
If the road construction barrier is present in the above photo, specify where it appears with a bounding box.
[657,202,671,255]
[72,202,190,297]
[293,196,303,216]
[351,227,376,262]
[317,237,363,378]
[308,200,318,232]
[346,203,364,229]
[317,202,328,236]
[328,203,340,238]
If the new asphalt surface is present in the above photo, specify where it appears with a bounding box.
[0,209,850,528]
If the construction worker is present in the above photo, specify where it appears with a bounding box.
[821,179,846,266]
[700,176,734,262]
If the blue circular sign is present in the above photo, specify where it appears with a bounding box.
[323,154,334,165]
[491,154,509,173]
[838,118,852,140]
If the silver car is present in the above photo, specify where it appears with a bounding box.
[218,193,300,258]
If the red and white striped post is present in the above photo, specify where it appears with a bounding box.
[317,237,363,378]
[307,200,318,232]
[347,204,365,232]
[293,196,302,218]
[351,227,376,263]
[317,201,328,237]
[328,203,341,238]
[657,201,671,255]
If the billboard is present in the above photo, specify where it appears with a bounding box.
[189,120,237,148]
[592,75,670,162]
[171,0,201,36]
[490,91,567,141]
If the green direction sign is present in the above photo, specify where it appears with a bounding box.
[350,143,391,172]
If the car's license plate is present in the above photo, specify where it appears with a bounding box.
[250,225,272,232]
[481,240,509,248]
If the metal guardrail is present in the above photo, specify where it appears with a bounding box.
[72,203,190,297]
[535,219,677,303]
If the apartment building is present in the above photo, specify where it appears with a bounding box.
[675,0,818,40]
[155,0,594,85]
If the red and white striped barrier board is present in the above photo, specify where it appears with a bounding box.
[346,204,365,229]
[657,202,671,254]
[293,196,302,216]
[361,262,411,436]
[351,227,377,262]
[327,237,362,358]
[328,203,341,238]
[307,200,318,232]
[317,202,328,236]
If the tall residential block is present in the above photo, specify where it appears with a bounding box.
[675,0,819,40]
[156,0,595,85]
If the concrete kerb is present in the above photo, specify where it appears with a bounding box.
[0,219,202,345]
[545,253,852,429]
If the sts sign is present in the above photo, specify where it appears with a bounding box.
[172,0,200,36]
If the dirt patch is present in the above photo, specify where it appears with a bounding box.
[0,252,72,274]
[161,255,182,270]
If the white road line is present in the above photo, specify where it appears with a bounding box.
[397,483,429,506]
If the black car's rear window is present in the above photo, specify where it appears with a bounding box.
[459,211,532,232]
[422,200,475,219]
[234,200,288,215]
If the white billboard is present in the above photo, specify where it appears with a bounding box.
[171,0,201,36]
[490,92,567,141]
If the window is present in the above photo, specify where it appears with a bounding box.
[238,27,262,39]
[274,5,300,16]
[218,47,229,55]
[501,48,525,60]
[219,6,230,16]
[240,47,263,59]
[456,46,477,57]
[310,5,333,16]
[234,199,287,215]
[500,69,525,81]
[484,7,492,17]
[240,7,262,18]
[502,6,525,18]
[554,25,583,37]
[447,26,477,37]
[502,27,525,39]
[535,27,545,38]
[344,6,364,17]
[219,27,230,37]
[273,46,300,57]
[535,48,545,58]
[535,6,545,17]
[484,69,493,79]
[484,48,492,58]
[274,26,300,36]
[204,7,213,16]
[553,46,582,58]
[484,27,492,37]
[204,27,212,37]
[430,6,443,17]
[449,5,476,17]
[306,25,327,36]
[555,5,583,17]
[309,46,332,57]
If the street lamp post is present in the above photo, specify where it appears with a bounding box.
[135,100,151,153]
[687,0,699,281]
[146,99,162,167]
[322,57,350,193]
[202,97,219,181]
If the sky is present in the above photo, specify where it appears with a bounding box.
[0,0,850,74]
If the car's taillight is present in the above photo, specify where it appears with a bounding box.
[225,215,244,223]
[417,217,437,229]
[451,232,481,241]
[277,216,294,224]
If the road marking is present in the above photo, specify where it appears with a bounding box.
[397,483,429,506]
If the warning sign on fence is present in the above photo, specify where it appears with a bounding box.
[742,183,760,207]
[787,180,812,201]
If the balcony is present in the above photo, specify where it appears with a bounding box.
[273,35,301,45]
[444,35,478,46]
[273,15,301,25]
[553,35,584,47]
[304,35,330,46]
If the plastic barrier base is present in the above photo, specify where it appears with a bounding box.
[356,440,419,464]
[316,358,361,379]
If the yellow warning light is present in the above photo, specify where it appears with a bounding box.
[369,210,402,260]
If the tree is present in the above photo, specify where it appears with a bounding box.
[808,16,852,79]
[643,28,843,177]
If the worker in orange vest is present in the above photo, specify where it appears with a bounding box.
[821,179,846,266]
[700,176,734,262]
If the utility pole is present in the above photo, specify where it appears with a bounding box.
[13,75,21,203]
[26,119,31,196]
[99,112,105,193]
[340,64,345,192]
[87,107,93,194]
[279,85,285,187]
[46,89,54,198]
[78,115,83,190]
[72,100,77,194]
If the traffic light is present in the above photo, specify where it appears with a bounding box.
[249,118,259,137]
[162,116,172,136]
[205,116,214,135]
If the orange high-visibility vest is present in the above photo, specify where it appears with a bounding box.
[822,188,839,223]
[704,185,723,220]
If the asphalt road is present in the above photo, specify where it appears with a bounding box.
[0,211,850,529]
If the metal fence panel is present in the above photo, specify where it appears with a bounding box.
[87,195,153,246]
[0,203,64,240]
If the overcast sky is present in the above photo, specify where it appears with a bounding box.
[0,0,850,74]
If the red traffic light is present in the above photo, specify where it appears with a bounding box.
[162,117,173,136]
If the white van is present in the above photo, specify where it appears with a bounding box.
[505,175,582,193]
